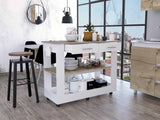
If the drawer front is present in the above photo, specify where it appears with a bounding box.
[131,60,156,75]
[65,44,99,54]
[131,73,155,95]
[131,47,157,64]
[99,42,121,52]
[131,60,155,95]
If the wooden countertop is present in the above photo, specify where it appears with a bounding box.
[42,40,120,45]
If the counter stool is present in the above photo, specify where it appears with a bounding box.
[7,52,39,108]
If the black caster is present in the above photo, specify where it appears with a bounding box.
[109,92,113,95]
[46,98,50,100]
[56,104,60,107]
[86,98,90,100]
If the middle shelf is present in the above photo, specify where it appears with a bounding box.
[45,65,111,76]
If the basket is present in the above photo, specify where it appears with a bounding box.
[83,32,93,41]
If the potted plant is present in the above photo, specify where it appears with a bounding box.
[83,23,94,41]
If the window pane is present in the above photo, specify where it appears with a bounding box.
[94,27,104,36]
[78,27,85,36]
[125,0,145,24]
[106,0,122,25]
[124,26,145,54]
[106,27,122,41]
[123,54,131,81]
[91,2,104,25]
[78,0,89,4]
[78,5,89,26]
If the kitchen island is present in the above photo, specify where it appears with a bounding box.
[131,41,160,98]
[42,40,121,106]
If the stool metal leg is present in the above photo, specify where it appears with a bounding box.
[13,63,17,108]
[31,61,39,103]
[20,56,23,72]
[7,60,12,101]
[26,63,32,97]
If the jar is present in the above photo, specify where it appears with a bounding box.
[77,57,83,67]
[86,59,92,68]
[94,59,100,67]
[100,60,105,67]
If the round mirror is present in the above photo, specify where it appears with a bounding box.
[27,4,46,25]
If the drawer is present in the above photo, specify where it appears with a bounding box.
[131,72,155,96]
[65,44,99,54]
[131,47,157,64]
[131,60,156,75]
[98,42,121,52]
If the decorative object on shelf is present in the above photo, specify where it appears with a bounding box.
[102,36,107,41]
[62,0,73,23]
[27,0,46,25]
[83,23,96,41]
[65,58,78,70]
[65,27,78,41]
[92,31,97,41]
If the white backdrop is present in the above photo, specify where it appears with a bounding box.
[0,0,77,72]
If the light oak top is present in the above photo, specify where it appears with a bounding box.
[42,40,120,45]
[9,52,33,56]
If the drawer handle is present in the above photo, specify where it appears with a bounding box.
[82,48,93,51]
[108,46,116,49]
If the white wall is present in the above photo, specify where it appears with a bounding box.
[147,10,160,40]
[0,0,77,72]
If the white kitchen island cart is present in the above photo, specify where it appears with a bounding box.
[42,40,121,106]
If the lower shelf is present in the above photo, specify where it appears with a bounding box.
[44,84,115,105]
[45,65,111,76]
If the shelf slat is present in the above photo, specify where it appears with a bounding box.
[45,65,111,76]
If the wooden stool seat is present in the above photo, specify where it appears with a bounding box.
[9,52,32,57]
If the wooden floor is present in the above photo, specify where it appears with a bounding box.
[1,73,160,120]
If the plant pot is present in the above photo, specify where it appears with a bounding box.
[83,32,93,41]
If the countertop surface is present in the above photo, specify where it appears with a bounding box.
[42,40,120,44]
[132,40,160,48]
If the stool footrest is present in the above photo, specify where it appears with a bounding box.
[11,78,28,81]
[17,82,34,86]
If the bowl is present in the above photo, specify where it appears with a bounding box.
[65,34,78,41]
[65,65,78,70]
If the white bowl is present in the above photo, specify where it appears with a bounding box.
[65,63,78,67]
[65,65,78,70]
[65,34,78,41]
[65,60,78,64]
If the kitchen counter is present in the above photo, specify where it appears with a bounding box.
[42,40,121,105]
[132,40,160,48]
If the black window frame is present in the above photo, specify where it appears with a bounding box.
[77,0,147,80]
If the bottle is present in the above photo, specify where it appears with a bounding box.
[92,32,97,41]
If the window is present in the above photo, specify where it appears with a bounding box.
[77,0,147,81]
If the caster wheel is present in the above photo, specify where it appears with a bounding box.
[56,104,60,107]
[86,98,90,100]
[46,98,49,100]
[109,92,113,95]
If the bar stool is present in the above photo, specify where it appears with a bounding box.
[7,52,39,108]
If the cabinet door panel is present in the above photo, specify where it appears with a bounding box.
[131,47,157,64]
[141,0,153,11]
[131,60,155,95]
[153,0,160,10]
